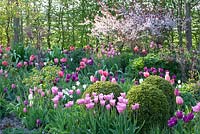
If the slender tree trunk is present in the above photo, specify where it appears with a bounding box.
[6,18,10,46]
[185,2,192,51]
[61,8,65,49]
[177,0,183,47]
[6,0,11,46]
[13,0,20,45]
[47,0,52,49]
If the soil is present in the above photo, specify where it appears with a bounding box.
[0,115,23,134]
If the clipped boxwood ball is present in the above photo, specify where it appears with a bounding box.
[141,75,175,115]
[83,81,123,97]
[127,86,170,131]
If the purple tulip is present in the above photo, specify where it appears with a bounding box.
[176,110,183,119]
[168,116,177,127]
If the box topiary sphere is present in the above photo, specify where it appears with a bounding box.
[127,86,170,131]
[83,81,123,97]
[141,75,175,115]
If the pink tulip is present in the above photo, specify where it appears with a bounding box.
[100,75,106,81]
[92,92,97,97]
[192,105,200,113]
[131,103,140,110]
[106,104,111,110]
[110,99,116,106]
[80,61,86,66]
[103,71,109,77]
[174,88,180,96]
[170,79,175,85]
[94,96,99,103]
[118,96,124,103]
[23,107,27,113]
[90,75,96,83]
[2,61,8,66]
[60,58,67,63]
[123,99,128,104]
[133,46,139,52]
[65,101,74,108]
[54,103,58,108]
[58,71,64,77]
[24,61,28,66]
[165,71,171,81]
[104,94,112,100]
[77,99,85,105]
[54,58,59,64]
[117,102,126,109]
[58,92,63,99]
[76,67,81,71]
[68,90,74,95]
[111,78,117,83]
[99,94,104,100]
[76,89,81,95]
[84,96,91,104]
[29,55,35,62]
[120,93,126,98]
[52,96,59,104]
[176,96,184,105]
[51,86,58,95]
[11,84,16,89]
[17,62,23,68]
[41,92,45,97]
[100,100,106,106]
[86,103,95,109]
[98,70,104,75]
[143,71,150,78]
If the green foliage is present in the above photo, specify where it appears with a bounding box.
[127,85,170,132]
[181,92,196,107]
[180,82,200,101]
[141,76,176,115]
[2,128,40,134]
[22,94,49,129]
[101,52,134,72]
[68,48,88,70]
[23,65,60,89]
[0,94,7,118]
[83,81,123,97]
[127,53,181,79]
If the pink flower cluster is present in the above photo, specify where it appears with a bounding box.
[76,58,94,72]
[76,92,139,113]
[54,58,67,64]
[90,69,109,83]
[133,46,147,55]
[51,86,64,108]
[51,86,81,108]
[100,43,120,58]
[0,69,8,77]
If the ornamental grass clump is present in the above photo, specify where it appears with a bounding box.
[127,85,170,132]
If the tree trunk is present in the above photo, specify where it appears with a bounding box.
[177,0,183,47]
[61,8,65,49]
[185,2,192,51]
[47,0,52,49]
[13,0,20,45]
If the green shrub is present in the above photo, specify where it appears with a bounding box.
[23,65,60,89]
[127,86,170,132]
[83,81,123,97]
[180,82,200,102]
[181,92,196,107]
[126,53,181,79]
[141,76,176,115]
